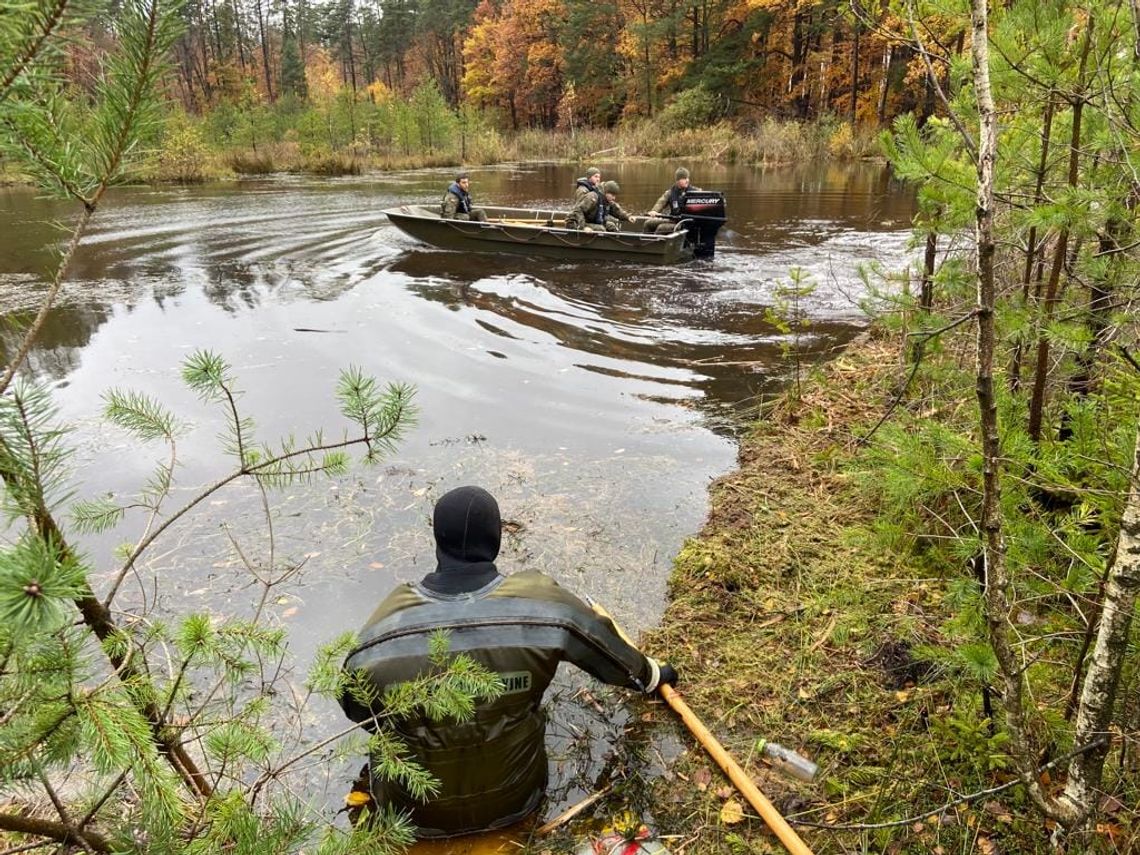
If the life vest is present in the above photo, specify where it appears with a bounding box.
[444,181,472,215]
[593,193,610,224]
[574,177,598,196]
[666,184,687,216]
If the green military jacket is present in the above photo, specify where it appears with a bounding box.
[341,571,659,837]
[565,193,632,230]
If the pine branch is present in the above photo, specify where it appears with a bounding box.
[104,429,407,608]
[0,0,72,102]
[0,206,92,397]
[37,772,96,855]
[0,812,110,854]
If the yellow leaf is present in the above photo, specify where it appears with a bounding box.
[720,799,745,825]
[895,690,912,702]
[345,791,371,807]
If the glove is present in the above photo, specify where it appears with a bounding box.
[658,662,679,687]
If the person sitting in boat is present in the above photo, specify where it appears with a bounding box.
[339,486,678,839]
[440,172,488,222]
[643,167,699,234]
[573,166,603,201]
[566,180,633,232]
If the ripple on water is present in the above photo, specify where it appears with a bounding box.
[0,163,915,816]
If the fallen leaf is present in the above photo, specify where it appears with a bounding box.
[282,607,298,618]
[1099,795,1124,815]
[983,800,1012,823]
[1096,822,1124,843]
[977,836,997,855]
[715,786,734,800]
[720,799,745,825]
[895,689,912,702]
[693,768,712,792]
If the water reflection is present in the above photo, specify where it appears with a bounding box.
[0,162,914,818]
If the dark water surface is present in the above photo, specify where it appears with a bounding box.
[0,161,915,816]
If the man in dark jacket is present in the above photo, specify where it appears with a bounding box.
[566,180,634,232]
[440,172,488,222]
[340,486,677,838]
[573,166,603,201]
[643,166,697,234]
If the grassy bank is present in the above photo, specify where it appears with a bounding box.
[127,115,881,183]
[642,331,1136,855]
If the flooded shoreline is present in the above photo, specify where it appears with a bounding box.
[0,161,915,816]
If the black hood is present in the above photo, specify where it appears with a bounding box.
[420,486,502,594]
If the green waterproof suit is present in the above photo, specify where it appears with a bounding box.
[340,488,662,838]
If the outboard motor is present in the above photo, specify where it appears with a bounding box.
[676,191,727,258]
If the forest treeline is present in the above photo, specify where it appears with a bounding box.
[162,0,942,124]
[61,0,957,175]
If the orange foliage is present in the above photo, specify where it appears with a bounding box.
[462,0,567,128]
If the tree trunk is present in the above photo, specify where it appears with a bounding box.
[1009,95,1055,393]
[1059,424,1140,823]
[876,44,892,124]
[969,0,1057,820]
[1027,20,1092,442]
[255,0,274,101]
[850,17,859,123]
[232,0,247,70]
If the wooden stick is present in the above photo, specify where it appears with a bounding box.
[658,684,815,855]
[534,785,612,835]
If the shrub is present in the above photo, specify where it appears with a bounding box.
[154,118,212,182]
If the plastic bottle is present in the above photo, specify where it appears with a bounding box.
[757,739,819,782]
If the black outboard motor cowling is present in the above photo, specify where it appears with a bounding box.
[677,191,727,258]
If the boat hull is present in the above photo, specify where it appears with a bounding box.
[384,205,691,265]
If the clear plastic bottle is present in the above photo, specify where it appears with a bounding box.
[758,740,819,782]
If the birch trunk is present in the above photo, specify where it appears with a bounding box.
[968,0,1058,819]
[1059,426,1140,822]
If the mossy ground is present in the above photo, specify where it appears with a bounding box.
[636,333,1133,855]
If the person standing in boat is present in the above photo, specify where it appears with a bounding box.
[573,166,603,201]
[440,172,488,222]
[339,486,678,839]
[566,180,634,232]
[643,167,698,234]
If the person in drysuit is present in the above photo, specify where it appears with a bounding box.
[339,486,677,838]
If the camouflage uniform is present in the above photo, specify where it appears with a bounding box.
[440,181,488,222]
[565,182,632,233]
[644,168,697,235]
[573,167,602,201]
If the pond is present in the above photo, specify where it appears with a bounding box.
[0,160,916,823]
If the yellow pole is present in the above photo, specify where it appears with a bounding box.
[658,684,814,855]
[589,601,814,855]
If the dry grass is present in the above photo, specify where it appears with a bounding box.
[636,332,1122,854]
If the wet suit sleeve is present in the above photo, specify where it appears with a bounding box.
[497,572,661,693]
[338,584,425,728]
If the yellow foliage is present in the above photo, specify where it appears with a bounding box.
[827,121,854,159]
[366,80,393,104]
[306,47,343,104]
